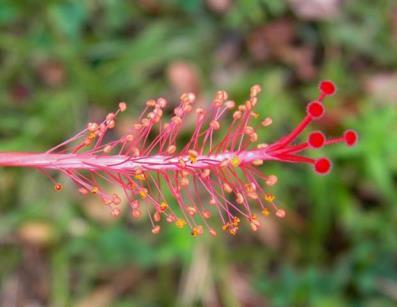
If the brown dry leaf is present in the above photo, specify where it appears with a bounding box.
[76,267,140,307]
[375,278,397,301]
[364,73,397,105]
[138,0,161,13]
[206,0,233,14]
[76,286,114,307]
[248,19,295,62]
[256,216,281,250]
[247,20,317,80]
[36,60,66,88]
[288,0,341,21]
[229,268,269,307]
[17,221,55,247]
[178,242,213,306]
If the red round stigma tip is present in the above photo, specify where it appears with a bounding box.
[314,158,332,175]
[308,131,326,148]
[307,101,325,119]
[344,129,358,147]
[319,80,336,96]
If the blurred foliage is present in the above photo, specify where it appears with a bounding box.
[0,0,397,306]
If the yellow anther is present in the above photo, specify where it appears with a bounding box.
[264,193,275,203]
[160,202,168,211]
[135,174,145,181]
[175,218,186,229]
[188,149,198,163]
[232,217,240,226]
[252,159,263,166]
[249,214,259,225]
[139,188,148,199]
[191,225,203,237]
[88,132,96,140]
[245,183,256,193]
[222,223,230,231]
[91,186,99,194]
[229,227,238,236]
[262,208,270,216]
[231,156,240,167]
[127,181,136,190]
[134,170,146,181]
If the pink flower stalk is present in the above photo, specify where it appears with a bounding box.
[0,81,358,236]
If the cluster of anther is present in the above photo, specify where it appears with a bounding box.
[46,80,357,236]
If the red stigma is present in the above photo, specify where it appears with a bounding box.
[314,158,332,175]
[308,131,326,148]
[319,80,336,96]
[344,130,358,147]
[307,101,324,119]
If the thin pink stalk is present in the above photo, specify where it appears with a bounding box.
[0,81,358,236]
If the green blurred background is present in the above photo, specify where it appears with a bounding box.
[0,0,396,306]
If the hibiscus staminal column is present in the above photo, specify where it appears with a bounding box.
[0,81,358,236]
